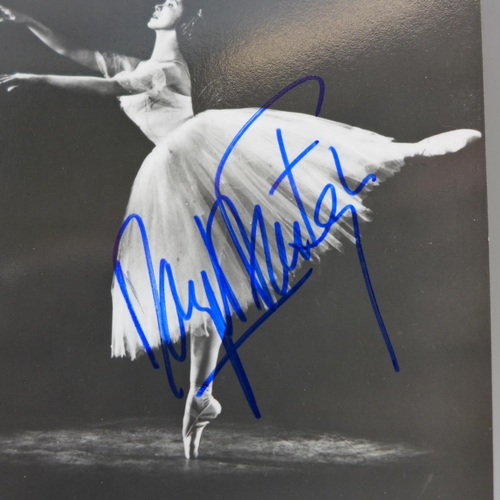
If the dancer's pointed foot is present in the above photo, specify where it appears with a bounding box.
[182,388,221,459]
[415,129,481,157]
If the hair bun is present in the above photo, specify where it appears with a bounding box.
[178,6,204,39]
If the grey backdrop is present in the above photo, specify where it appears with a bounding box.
[0,0,492,498]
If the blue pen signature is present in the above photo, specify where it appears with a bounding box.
[113,75,400,419]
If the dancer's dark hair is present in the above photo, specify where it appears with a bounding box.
[177,0,204,40]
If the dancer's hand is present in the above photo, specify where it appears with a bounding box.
[0,73,39,92]
[0,5,101,72]
[0,5,32,24]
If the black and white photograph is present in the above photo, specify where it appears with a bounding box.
[0,0,492,498]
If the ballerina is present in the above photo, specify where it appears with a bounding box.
[0,1,481,459]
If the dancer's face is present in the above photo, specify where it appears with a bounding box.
[147,1,184,30]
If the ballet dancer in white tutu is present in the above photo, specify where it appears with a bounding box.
[0,1,481,459]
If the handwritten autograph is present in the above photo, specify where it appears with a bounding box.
[113,76,399,418]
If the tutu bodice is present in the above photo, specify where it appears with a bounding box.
[95,52,193,144]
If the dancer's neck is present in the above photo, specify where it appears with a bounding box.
[150,30,182,62]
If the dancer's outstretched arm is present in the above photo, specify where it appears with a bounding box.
[0,5,101,72]
[0,73,133,96]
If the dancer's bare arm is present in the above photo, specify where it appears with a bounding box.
[0,5,100,71]
[0,73,135,96]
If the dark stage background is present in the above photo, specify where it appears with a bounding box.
[0,0,491,498]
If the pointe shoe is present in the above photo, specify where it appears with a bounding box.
[415,129,481,157]
[183,420,209,460]
[182,395,221,459]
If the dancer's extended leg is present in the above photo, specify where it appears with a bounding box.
[182,328,222,459]
[413,129,481,157]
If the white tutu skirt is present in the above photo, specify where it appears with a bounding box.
[111,107,479,358]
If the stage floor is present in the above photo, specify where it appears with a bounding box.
[0,418,490,499]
